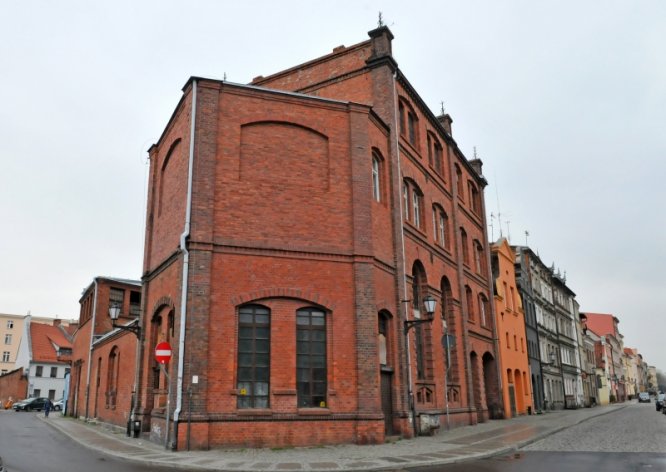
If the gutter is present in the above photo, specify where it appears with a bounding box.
[172,79,197,448]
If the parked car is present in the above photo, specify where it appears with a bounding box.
[53,398,64,411]
[638,392,651,403]
[12,397,49,411]
[657,393,666,411]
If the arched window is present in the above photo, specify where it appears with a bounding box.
[455,164,464,200]
[399,98,419,148]
[378,312,391,366]
[237,305,270,409]
[412,262,429,380]
[478,293,489,327]
[106,347,119,409]
[296,307,327,408]
[460,228,469,265]
[432,204,448,248]
[474,240,485,275]
[466,285,474,322]
[403,179,424,230]
[468,180,481,214]
[372,151,383,202]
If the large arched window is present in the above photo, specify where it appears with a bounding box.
[474,239,485,275]
[478,293,489,327]
[296,307,327,408]
[412,261,431,380]
[427,132,444,176]
[378,311,392,367]
[237,305,270,409]
[399,99,419,148]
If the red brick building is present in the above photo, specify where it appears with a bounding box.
[136,26,499,450]
[68,276,141,429]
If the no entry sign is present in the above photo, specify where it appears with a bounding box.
[155,341,172,365]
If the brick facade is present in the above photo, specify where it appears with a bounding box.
[137,27,499,450]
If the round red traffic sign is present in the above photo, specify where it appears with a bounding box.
[155,341,172,364]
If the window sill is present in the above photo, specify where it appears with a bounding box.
[298,408,331,416]
[237,409,273,416]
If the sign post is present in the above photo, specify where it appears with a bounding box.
[155,342,172,449]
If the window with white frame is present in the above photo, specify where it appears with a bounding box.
[2,351,9,362]
[4,334,11,345]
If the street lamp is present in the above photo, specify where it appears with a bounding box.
[109,302,141,338]
[403,294,437,437]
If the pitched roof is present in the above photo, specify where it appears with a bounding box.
[582,312,618,337]
[30,323,73,364]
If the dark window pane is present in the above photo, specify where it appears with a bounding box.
[238,340,253,353]
[313,368,326,381]
[297,356,310,368]
[297,369,310,382]
[255,339,269,353]
[238,353,253,367]
[239,313,254,324]
[313,395,326,407]
[255,367,269,380]
[238,327,253,339]
[297,341,310,354]
[297,330,310,341]
[255,313,269,324]
[312,342,325,355]
[312,330,326,342]
[313,382,327,395]
[311,356,326,368]
[255,327,270,339]
[255,353,270,368]
[238,367,253,380]
[296,315,309,325]
[237,396,251,409]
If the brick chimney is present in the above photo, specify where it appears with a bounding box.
[367,26,394,61]
[437,113,453,136]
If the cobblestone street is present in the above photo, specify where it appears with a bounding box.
[523,402,666,453]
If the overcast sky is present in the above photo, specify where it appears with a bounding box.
[1,1,664,370]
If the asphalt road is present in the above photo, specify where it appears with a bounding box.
[0,411,172,472]
[412,402,666,472]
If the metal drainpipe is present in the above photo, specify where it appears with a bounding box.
[391,71,418,437]
[84,279,98,421]
[172,79,197,449]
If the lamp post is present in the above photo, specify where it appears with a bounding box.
[403,294,437,437]
[109,302,141,339]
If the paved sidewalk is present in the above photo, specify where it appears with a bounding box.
[40,404,626,471]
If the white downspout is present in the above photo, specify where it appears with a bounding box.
[173,79,197,443]
[392,71,416,435]
[84,279,98,420]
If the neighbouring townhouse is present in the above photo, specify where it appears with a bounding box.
[578,313,598,406]
[512,246,544,412]
[491,239,533,418]
[14,317,73,402]
[583,313,626,402]
[68,276,141,431]
[134,26,501,450]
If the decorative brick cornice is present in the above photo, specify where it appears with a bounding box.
[231,288,335,311]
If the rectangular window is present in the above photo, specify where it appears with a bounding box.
[372,157,381,202]
[6,320,13,329]
[237,305,270,409]
[4,334,11,345]
[403,184,410,221]
[36,366,43,377]
[33,389,41,397]
[297,308,327,408]
[2,351,9,362]
[109,287,125,311]
[50,367,58,378]
[129,291,141,316]
[48,389,56,401]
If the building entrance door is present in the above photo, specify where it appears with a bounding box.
[380,371,394,435]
